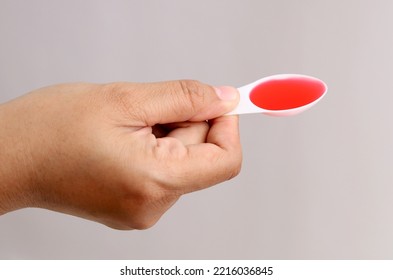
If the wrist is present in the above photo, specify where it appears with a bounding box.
[0,101,38,214]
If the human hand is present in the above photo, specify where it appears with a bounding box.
[0,80,241,229]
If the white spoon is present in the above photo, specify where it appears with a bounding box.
[227,74,328,116]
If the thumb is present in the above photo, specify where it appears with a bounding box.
[121,80,239,125]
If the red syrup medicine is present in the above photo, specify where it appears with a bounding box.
[249,76,326,111]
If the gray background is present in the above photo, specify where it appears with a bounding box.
[1,0,393,259]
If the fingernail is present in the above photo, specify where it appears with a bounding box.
[214,86,238,101]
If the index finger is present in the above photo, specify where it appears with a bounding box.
[176,115,242,193]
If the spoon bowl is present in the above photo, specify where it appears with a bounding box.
[227,74,328,116]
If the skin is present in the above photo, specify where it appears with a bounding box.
[0,80,241,230]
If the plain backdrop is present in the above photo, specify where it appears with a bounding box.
[1,0,393,259]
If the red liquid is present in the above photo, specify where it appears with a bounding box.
[250,77,326,110]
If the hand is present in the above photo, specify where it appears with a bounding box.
[0,80,241,229]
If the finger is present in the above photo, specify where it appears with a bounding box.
[166,122,209,145]
[109,81,239,126]
[170,115,242,194]
[206,115,241,151]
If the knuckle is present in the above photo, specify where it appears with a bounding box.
[214,150,242,181]
[177,79,204,95]
[203,150,242,182]
[130,217,158,230]
[228,150,243,179]
[176,80,207,112]
[227,159,242,180]
[120,180,178,230]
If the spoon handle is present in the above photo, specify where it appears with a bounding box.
[226,85,264,115]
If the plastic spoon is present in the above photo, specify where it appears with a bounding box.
[227,74,327,116]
